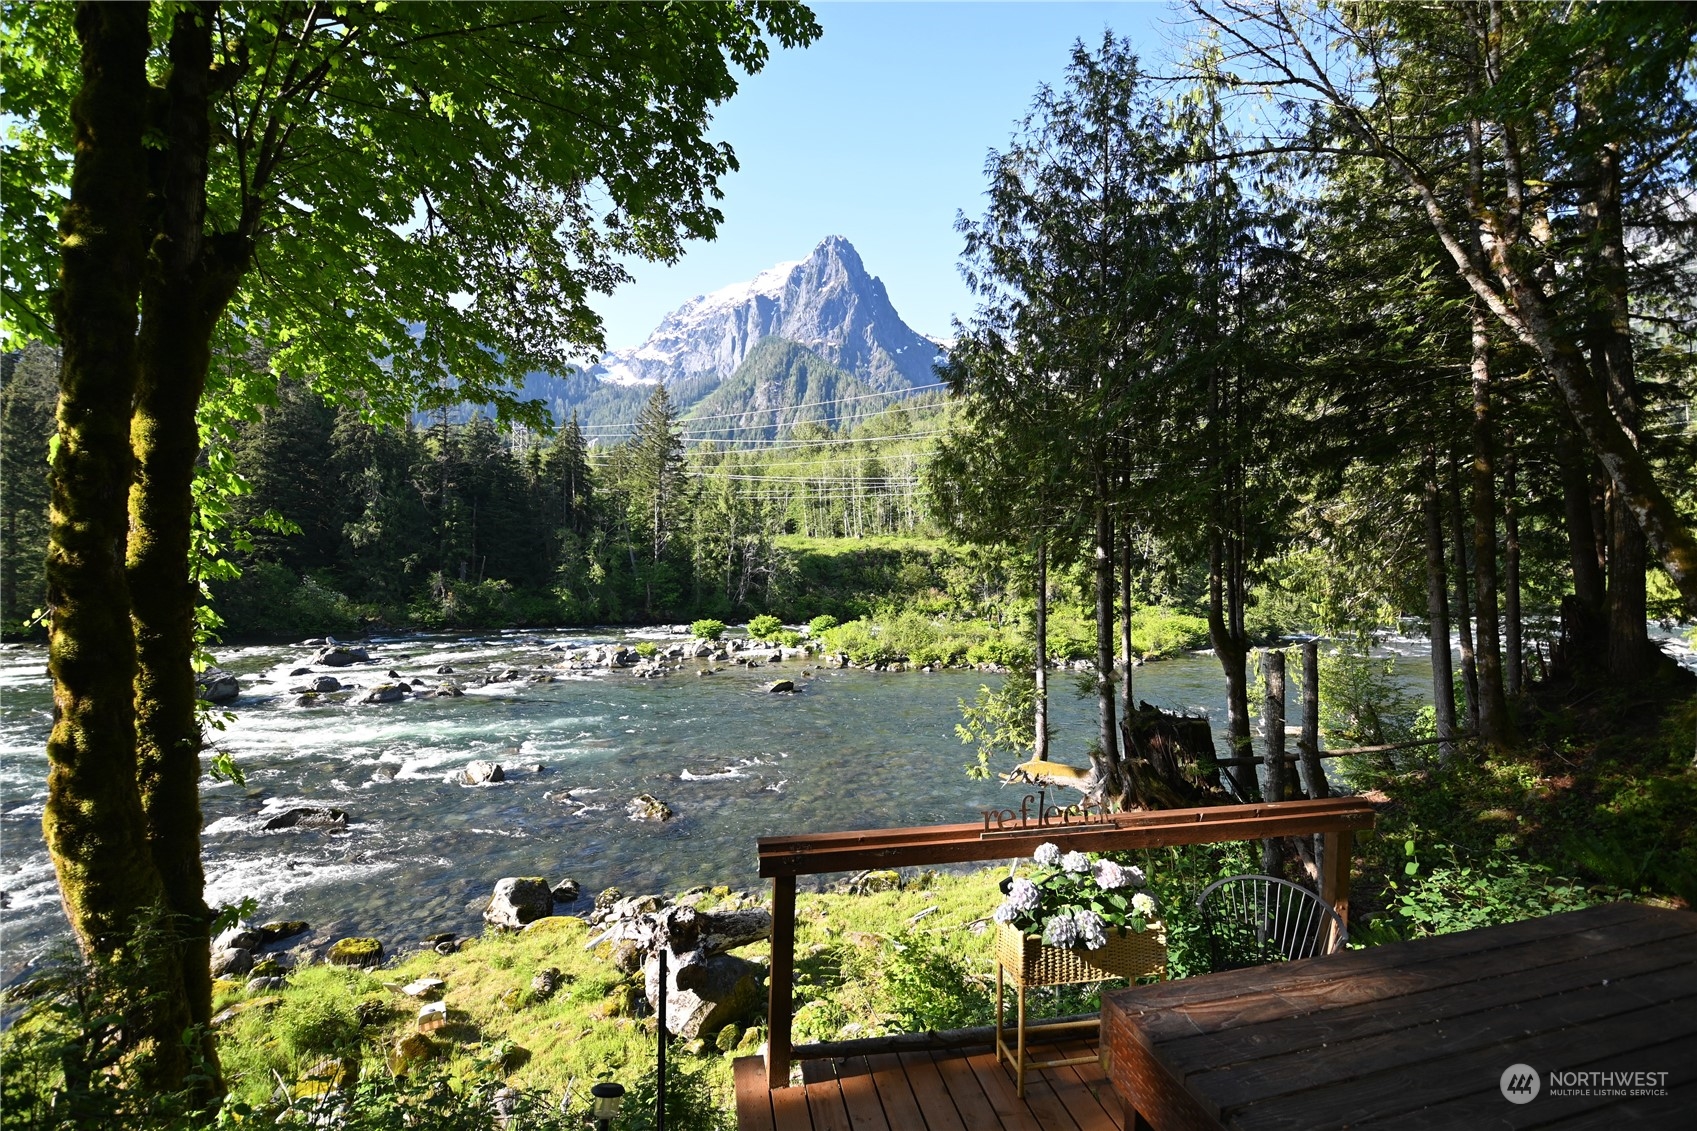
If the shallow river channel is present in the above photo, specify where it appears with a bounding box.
[1,628,1448,985]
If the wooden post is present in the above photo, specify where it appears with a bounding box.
[766,875,796,1089]
[1297,641,1327,801]
[1259,650,1286,874]
[1318,829,1351,953]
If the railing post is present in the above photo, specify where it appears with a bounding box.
[766,874,796,1089]
[1318,829,1351,952]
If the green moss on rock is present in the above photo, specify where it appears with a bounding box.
[327,937,383,967]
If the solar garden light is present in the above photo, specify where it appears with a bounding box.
[590,1081,625,1130]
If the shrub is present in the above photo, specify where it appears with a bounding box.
[1129,606,1209,658]
[634,641,659,659]
[773,629,803,648]
[819,618,889,664]
[690,618,726,641]
[806,614,840,637]
[746,614,783,641]
[850,932,992,1033]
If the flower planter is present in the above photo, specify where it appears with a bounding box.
[994,920,1168,987]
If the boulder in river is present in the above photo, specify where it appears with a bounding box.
[453,760,504,786]
[362,683,408,704]
[550,877,581,904]
[258,920,311,945]
[326,936,383,967]
[263,806,348,831]
[197,668,241,704]
[314,645,371,667]
[310,676,342,693]
[765,679,795,694]
[288,667,313,677]
[484,877,553,930]
[626,794,674,822]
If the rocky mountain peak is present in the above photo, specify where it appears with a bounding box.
[597,237,942,392]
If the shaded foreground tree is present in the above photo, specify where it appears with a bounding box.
[2,0,818,1099]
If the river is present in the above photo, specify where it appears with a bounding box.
[0,626,1452,986]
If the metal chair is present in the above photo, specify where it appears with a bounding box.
[1193,875,1347,971]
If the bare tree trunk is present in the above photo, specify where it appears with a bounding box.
[1503,429,1523,697]
[1423,449,1459,763]
[1092,492,1122,797]
[1033,540,1049,763]
[1468,307,1513,746]
[1119,525,1134,710]
[1260,650,1287,874]
[1297,640,1326,800]
[1448,452,1479,733]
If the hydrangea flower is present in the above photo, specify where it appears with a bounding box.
[1125,864,1147,887]
[1072,908,1107,950]
[1060,850,1091,874]
[1131,891,1158,917]
[1034,842,1061,867]
[1041,912,1079,948]
[1093,859,1129,889]
[1006,877,1040,912]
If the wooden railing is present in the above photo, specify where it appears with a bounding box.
[755,795,1377,1088]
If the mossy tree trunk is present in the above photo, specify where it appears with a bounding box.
[43,0,192,1091]
[129,7,251,1092]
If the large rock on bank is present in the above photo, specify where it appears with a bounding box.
[484,877,553,930]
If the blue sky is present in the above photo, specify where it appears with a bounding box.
[595,1,1184,350]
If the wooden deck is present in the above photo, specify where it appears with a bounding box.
[734,1041,1127,1131]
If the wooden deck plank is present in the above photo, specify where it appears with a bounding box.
[1037,1042,1123,1131]
[1106,902,1660,1022]
[863,1052,935,1131]
[770,1080,813,1131]
[1227,995,1697,1131]
[734,1057,778,1131]
[1535,1078,1697,1129]
[927,1048,1015,1130]
[958,1046,1049,1131]
[894,1049,971,1131]
[804,1075,853,1131]
[833,1057,893,1131]
[1356,1031,1697,1130]
[1160,930,1697,1074]
[800,1059,834,1086]
[1192,963,1697,1113]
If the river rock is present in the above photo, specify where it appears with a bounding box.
[627,794,674,822]
[258,920,311,945]
[245,975,285,993]
[766,679,795,694]
[211,947,254,978]
[314,645,370,667]
[307,675,341,693]
[435,665,454,674]
[530,968,563,999]
[453,760,504,786]
[550,878,581,904]
[289,667,313,677]
[362,682,408,704]
[645,951,765,1041]
[327,936,383,967]
[263,806,348,831]
[371,763,400,782]
[215,922,262,951]
[197,668,241,704]
[484,877,553,930]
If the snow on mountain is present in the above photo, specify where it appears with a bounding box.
[596,236,944,392]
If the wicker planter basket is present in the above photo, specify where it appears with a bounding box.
[995,920,1167,987]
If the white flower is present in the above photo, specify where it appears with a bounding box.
[1005,878,1040,913]
[993,901,1020,924]
[1061,850,1091,874]
[1093,859,1129,890]
[1033,842,1061,867]
[1125,864,1147,887]
[1131,891,1158,917]
[1072,909,1107,950]
[1041,912,1079,947]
